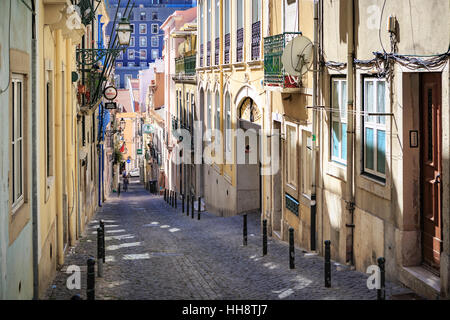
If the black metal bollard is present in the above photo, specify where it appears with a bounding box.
[198,197,201,220]
[97,228,103,277]
[191,195,194,219]
[164,189,167,202]
[170,191,173,207]
[87,258,95,300]
[243,214,248,246]
[186,195,190,216]
[182,194,185,213]
[100,220,105,263]
[324,240,331,288]
[262,219,267,255]
[118,183,121,197]
[175,192,177,209]
[377,257,386,300]
[71,294,82,300]
[289,227,295,269]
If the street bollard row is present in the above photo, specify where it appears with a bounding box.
[87,257,95,300]
[377,257,386,300]
[324,240,331,288]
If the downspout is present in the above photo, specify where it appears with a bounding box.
[345,0,355,266]
[311,0,319,252]
[31,0,39,299]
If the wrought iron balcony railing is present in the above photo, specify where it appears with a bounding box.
[224,33,230,64]
[264,32,303,89]
[236,28,244,63]
[175,53,197,76]
[215,38,220,65]
[207,41,211,66]
[251,21,261,61]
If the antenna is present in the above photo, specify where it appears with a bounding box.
[281,35,314,82]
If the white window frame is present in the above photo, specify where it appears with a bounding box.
[151,23,159,34]
[285,121,298,191]
[151,49,159,60]
[362,77,387,179]
[128,49,135,60]
[331,78,347,165]
[130,36,135,47]
[151,36,158,47]
[139,36,147,47]
[224,92,232,153]
[139,23,147,35]
[140,49,147,60]
[11,74,25,210]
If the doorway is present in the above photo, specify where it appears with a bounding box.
[272,120,282,238]
[420,72,442,273]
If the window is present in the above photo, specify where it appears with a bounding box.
[191,93,195,130]
[225,92,231,153]
[128,62,135,67]
[152,12,158,20]
[151,49,159,60]
[200,1,204,66]
[140,49,147,60]
[286,123,297,189]
[236,0,244,62]
[331,78,347,164]
[125,74,132,88]
[140,36,147,47]
[215,91,220,131]
[301,130,312,197]
[251,0,261,60]
[363,78,387,178]
[116,62,123,67]
[152,24,159,34]
[140,62,147,67]
[128,49,135,60]
[139,24,147,34]
[284,0,298,32]
[118,51,123,60]
[207,92,212,133]
[140,12,146,21]
[130,36,135,47]
[11,75,24,209]
[224,0,231,64]
[215,0,219,40]
[129,11,134,20]
[130,24,135,34]
[151,36,158,47]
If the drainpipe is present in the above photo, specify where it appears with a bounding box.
[31,0,39,299]
[310,0,319,252]
[345,0,355,266]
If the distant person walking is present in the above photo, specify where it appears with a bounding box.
[123,173,129,192]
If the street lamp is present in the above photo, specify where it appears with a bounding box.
[117,18,132,46]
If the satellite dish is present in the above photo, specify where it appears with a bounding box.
[281,35,313,76]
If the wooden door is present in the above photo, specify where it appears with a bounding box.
[420,73,442,272]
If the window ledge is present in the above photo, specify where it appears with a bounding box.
[233,62,246,71]
[326,160,347,182]
[357,173,391,201]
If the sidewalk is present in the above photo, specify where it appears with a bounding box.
[45,180,413,300]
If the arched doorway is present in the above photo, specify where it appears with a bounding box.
[236,97,262,215]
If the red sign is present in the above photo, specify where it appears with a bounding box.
[103,86,118,100]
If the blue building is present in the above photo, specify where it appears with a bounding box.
[107,0,197,88]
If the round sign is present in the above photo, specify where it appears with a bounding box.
[103,86,118,100]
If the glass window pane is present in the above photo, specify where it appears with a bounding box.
[332,80,339,118]
[365,127,374,170]
[341,123,347,161]
[365,81,374,123]
[377,81,386,124]
[341,81,347,120]
[377,130,386,174]
[332,121,340,158]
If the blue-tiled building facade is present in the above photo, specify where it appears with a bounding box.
[107,0,197,88]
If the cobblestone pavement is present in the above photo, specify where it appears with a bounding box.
[45,179,413,300]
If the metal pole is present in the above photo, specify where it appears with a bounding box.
[377,257,386,300]
[243,214,247,246]
[97,228,103,277]
[289,227,295,269]
[164,188,167,202]
[325,240,331,287]
[100,220,105,263]
[191,195,194,219]
[175,192,177,209]
[198,197,201,220]
[186,195,190,216]
[262,219,267,255]
[118,183,120,197]
[87,258,95,300]
[182,194,185,213]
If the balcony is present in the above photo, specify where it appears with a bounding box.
[236,28,244,63]
[175,53,196,77]
[264,32,303,90]
[224,33,230,64]
[251,21,261,60]
[207,41,211,67]
[215,38,220,65]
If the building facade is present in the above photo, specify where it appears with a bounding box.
[107,0,197,89]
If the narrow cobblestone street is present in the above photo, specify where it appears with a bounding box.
[45,179,411,300]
